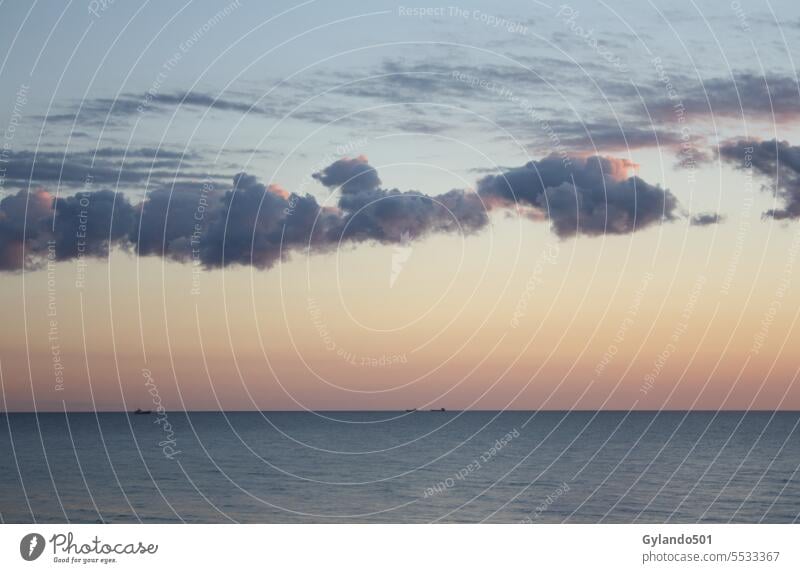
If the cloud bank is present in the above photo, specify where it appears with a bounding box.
[0,154,681,271]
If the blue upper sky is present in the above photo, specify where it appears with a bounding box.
[1,0,797,195]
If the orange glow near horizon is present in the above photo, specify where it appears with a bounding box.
[3,164,800,413]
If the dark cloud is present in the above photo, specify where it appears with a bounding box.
[0,189,53,269]
[0,188,135,270]
[477,154,679,236]
[336,187,487,244]
[690,212,724,226]
[1,153,683,272]
[312,156,382,196]
[197,174,338,268]
[52,190,137,259]
[0,180,311,271]
[312,156,489,244]
[0,157,489,271]
[719,138,800,220]
[133,186,218,260]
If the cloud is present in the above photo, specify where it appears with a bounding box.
[0,153,681,272]
[0,157,490,271]
[0,180,322,271]
[0,148,222,190]
[553,122,686,152]
[133,186,218,260]
[312,155,382,196]
[647,73,800,122]
[0,188,135,270]
[476,154,679,236]
[319,58,715,157]
[312,156,489,244]
[393,119,449,134]
[690,212,724,226]
[43,91,271,125]
[719,139,800,220]
[197,174,341,268]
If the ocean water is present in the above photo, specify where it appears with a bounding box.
[0,411,798,523]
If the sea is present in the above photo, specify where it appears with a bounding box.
[0,411,798,523]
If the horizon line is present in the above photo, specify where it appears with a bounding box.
[3,408,800,414]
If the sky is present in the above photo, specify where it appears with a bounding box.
[2,0,800,411]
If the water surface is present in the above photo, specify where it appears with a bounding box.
[1,411,798,523]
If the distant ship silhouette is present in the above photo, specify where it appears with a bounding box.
[405,408,446,412]
[132,408,152,415]
[406,408,447,412]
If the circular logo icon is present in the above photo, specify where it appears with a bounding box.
[20,533,45,561]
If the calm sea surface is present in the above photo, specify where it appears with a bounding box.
[1,411,798,523]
